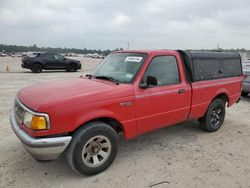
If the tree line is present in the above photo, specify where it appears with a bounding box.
[0,44,124,56]
[1,43,250,57]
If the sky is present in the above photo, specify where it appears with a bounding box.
[0,0,250,50]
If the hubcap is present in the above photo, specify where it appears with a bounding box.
[211,107,222,127]
[82,135,111,168]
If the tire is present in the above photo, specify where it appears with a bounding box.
[200,98,226,132]
[31,64,42,73]
[66,122,118,175]
[66,64,77,72]
[241,92,249,97]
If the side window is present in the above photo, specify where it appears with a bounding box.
[41,54,54,59]
[145,56,180,86]
[54,54,64,60]
[38,54,45,58]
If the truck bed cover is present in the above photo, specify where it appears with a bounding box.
[178,50,242,82]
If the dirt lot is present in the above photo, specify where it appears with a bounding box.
[0,57,250,188]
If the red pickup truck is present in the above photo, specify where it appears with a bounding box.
[10,50,243,175]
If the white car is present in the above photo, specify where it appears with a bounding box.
[242,59,250,70]
[0,52,7,57]
[242,70,250,97]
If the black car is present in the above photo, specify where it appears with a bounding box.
[21,52,81,73]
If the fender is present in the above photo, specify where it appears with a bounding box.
[74,109,116,129]
[200,90,229,117]
[72,109,137,139]
[33,60,46,69]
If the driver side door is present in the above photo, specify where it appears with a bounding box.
[135,55,191,135]
[54,54,67,69]
[42,54,58,69]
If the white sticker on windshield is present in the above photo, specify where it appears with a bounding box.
[125,56,142,62]
[126,73,133,79]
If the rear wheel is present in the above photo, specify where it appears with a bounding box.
[241,92,249,97]
[31,64,42,73]
[66,122,118,175]
[200,98,226,132]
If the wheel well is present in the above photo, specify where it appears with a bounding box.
[96,117,123,133]
[72,117,124,136]
[200,93,229,121]
[33,62,44,69]
[214,93,229,103]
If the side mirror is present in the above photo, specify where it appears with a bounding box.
[139,76,157,89]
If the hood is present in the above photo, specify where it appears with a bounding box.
[18,78,133,112]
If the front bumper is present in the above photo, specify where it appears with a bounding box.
[21,63,29,69]
[78,64,82,69]
[242,82,250,93]
[10,112,72,161]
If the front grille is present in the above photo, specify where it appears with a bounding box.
[14,99,25,126]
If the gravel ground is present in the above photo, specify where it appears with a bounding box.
[0,57,250,188]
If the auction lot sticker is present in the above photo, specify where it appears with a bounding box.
[125,56,142,62]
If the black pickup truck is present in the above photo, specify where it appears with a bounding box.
[21,52,81,73]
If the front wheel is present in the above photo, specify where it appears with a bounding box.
[200,98,226,132]
[66,64,77,72]
[66,122,118,175]
[31,64,42,73]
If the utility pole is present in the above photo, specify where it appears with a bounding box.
[217,43,220,50]
[127,42,130,50]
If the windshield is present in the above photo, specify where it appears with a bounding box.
[92,53,147,83]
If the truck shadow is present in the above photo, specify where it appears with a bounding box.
[117,120,202,160]
[241,95,250,102]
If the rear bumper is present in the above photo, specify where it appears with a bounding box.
[10,112,72,161]
[242,82,250,93]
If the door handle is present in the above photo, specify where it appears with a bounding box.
[178,89,186,94]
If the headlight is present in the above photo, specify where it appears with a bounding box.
[23,111,47,130]
[23,111,33,127]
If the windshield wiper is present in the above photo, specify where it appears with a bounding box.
[94,75,119,85]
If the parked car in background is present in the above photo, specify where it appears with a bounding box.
[92,53,105,59]
[242,59,250,70]
[21,52,81,73]
[11,53,23,58]
[86,53,94,58]
[242,70,250,97]
[86,53,104,59]
[0,52,7,57]
[10,50,243,175]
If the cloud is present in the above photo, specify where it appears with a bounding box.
[112,12,131,26]
[0,0,250,49]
